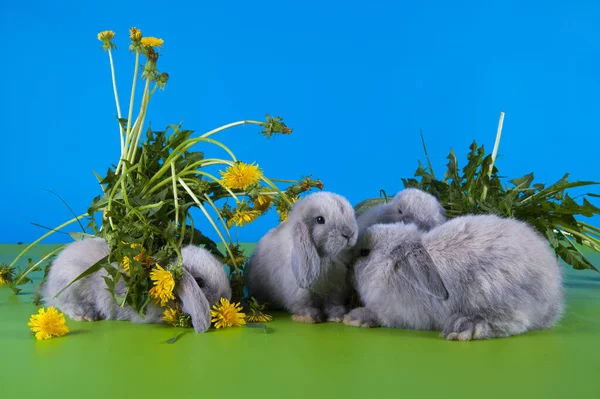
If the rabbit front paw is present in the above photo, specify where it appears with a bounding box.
[324,305,346,322]
[343,307,380,328]
[291,307,323,324]
[441,314,493,341]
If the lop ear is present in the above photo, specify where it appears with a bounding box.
[392,242,449,300]
[176,269,212,332]
[291,221,320,289]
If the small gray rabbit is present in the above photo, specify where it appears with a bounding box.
[357,188,446,234]
[345,214,564,340]
[43,237,232,332]
[246,192,358,323]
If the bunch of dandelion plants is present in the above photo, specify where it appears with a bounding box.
[8,28,323,319]
[357,113,600,272]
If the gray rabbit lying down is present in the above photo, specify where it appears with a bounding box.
[345,214,564,340]
[246,192,358,323]
[43,237,232,332]
[356,188,446,234]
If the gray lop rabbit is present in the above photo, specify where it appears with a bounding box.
[246,192,358,323]
[345,214,564,340]
[357,188,446,234]
[43,237,232,332]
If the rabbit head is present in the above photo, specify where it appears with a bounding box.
[176,245,232,332]
[389,188,446,231]
[288,192,358,288]
[352,223,449,302]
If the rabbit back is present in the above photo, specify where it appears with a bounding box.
[43,238,164,323]
[423,215,564,331]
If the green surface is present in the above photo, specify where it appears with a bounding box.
[2,244,600,399]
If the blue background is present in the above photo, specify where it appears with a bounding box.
[1,0,599,244]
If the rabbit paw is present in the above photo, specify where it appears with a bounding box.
[343,307,380,328]
[441,315,492,341]
[292,308,323,324]
[67,307,102,322]
[324,305,346,322]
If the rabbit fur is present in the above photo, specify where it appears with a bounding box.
[246,192,358,323]
[356,188,446,235]
[345,214,564,341]
[43,237,232,332]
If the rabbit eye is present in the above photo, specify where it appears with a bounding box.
[316,216,325,224]
[398,209,403,214]
[360,248,370,257]
[194,277,205,288]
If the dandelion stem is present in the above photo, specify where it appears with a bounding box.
[107,49,124,156]
[171,162,179,226]
[200,120,264,139]
[142,138,238,192]
[178,178,238,269]
[122,51,140,166]
[127,78,151,163]
[481,111,505,202]
[203,193,233,244]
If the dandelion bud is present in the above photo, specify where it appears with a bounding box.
[97,30,116,51]
[129,27,142,41]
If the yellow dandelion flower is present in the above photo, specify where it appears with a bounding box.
[141,36,164,48]
[97,30,115,42]
[129,27,142,41]
[210,298,246,329]
[27,307,70,340]
[120,243,150,273]
[162,307,180,326]
[254,194,272,212]
[0,264,15,284]
[149,264,175,307]
[246,313,273,323]
[220,162,263,190]
[227,209,261,228]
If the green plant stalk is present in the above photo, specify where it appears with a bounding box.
[176,210,188,250]
[9,213,88,268]
[199,120,264,139]
[579,221,600,235]
[107,48,125,156]
[178,178,238,269]
[558,226,600,251]
[121,51,140,165]
[127,78,151,163]
[141,159,232,197]
[180,174,241,203]
[142,138,238,192]
[260,176,294,206]
[120,164,131,208]
[171,161,179,226]
[419,129,436,179]
[11,244,66,288]
[481,111,504,202]
[179,159,234,175]
[203,193,233,244]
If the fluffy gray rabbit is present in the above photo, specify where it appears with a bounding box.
[246,192,358,323]
[357,188,446,234]
[43,237,232,332]
[345,214,564,340]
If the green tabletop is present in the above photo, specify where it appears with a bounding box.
[1,244,599,398]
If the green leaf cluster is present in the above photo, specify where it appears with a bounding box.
[359,138,600,271]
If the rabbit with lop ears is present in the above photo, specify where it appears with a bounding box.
[345,214,564,340]
[43,237,232,332]
[357,188,446,235]
[246,192,358,323]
